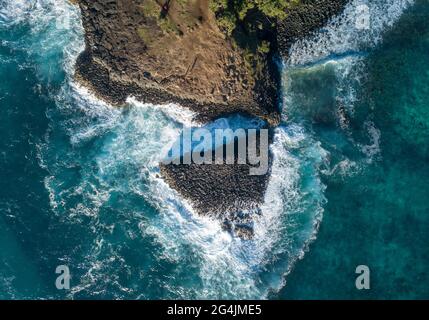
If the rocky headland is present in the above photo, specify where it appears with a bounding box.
[73,0,348,238]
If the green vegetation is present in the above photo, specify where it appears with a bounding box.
[136,0,300,70]
[138,27,157,44]
[208,0,302,75]
[257,40,270,54]
[158,14,180,34]
[210,0,301,35]
[140,0,159,19]
[138,0,181,38]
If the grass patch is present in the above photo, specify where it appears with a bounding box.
[140,0,160,19]
[138,26,157,44]
[210,0,301,35]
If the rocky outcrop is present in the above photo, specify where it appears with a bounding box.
[74,0,348,238]
[160,132,273,239]
[161,162,268,239]
[75,0,281,125]
[277,0,348,58]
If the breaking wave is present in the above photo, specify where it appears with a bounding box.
[288,0,415,66]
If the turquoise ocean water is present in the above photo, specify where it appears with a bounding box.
[0,0,428,299]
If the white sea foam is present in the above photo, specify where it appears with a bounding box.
[282,0,408,167]
[48,71,329,298]
[0,0,77,29]
[255,124,328,291]
[0,0,85,82]
[359,120,382,163]
[274,0,414,287]
[0,0,33,27]
[288,0,415,66]
[127,97,199,128]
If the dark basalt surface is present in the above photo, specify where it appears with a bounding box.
[75,0,281,126]
[76,49,280,125]
[161,162,268,240]
[277,0,348,58]
[160,133,273,240]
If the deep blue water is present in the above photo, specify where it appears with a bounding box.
[0,0,428,299]
[280,0,429,299]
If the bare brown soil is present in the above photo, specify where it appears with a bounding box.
[76,0,279,124]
